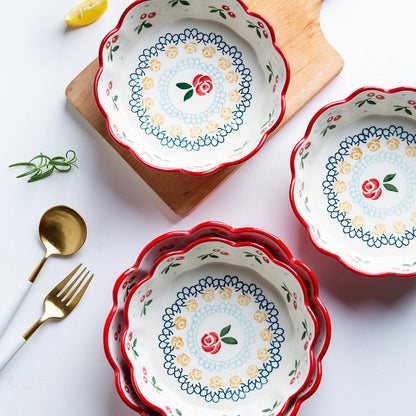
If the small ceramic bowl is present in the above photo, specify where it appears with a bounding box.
[122,238,317,416]
[290,87,416,276]
[94,0,289,175]
[103,222,330,416]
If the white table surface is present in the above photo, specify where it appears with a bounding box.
[1,0,416,414]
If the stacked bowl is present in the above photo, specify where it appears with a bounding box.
[103,222,330,416]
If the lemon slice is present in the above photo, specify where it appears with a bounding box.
[64,0,108,27]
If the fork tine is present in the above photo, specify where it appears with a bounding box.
[49,263,82,296]
[61,270,90,304]
[60,268,88,301]
[67,274,94,310]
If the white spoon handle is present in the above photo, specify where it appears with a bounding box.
[0,280,32,338]
[0,335,26,371]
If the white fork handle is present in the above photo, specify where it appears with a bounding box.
[0,280,32,338]
[0,335,26,371]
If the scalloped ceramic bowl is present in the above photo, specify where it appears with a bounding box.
[290,87,416,277]
[122,238,317,416]
[94,0,289,175]
[103,223,330,416]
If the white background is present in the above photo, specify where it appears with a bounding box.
[1,0,416,415]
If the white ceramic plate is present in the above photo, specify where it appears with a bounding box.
[122,238,317,416]
[291,87,416,276]
[95,0,289,175]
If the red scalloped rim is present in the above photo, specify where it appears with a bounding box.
[289,86,416,278]
[121,236,318,416]
[103,221,331,416]
[94,0,290,176]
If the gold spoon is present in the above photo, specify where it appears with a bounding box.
[0,205,87,337]
[28,205,87,282]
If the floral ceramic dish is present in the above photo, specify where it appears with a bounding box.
[121,238,318,416]
[103,222,330,416]
[94,0,289,175]
[290,87,416,276]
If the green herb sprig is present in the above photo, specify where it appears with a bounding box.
[9,150,78,182]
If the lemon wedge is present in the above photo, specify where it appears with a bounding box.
[64,0,108,27]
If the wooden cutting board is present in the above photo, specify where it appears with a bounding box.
[66,0,343,216]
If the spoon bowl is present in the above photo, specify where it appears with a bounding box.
[30,205,87,282]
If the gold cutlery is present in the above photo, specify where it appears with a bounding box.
[0,205,87,336]
[0,264,93,371]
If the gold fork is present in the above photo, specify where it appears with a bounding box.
[0,264,93,371]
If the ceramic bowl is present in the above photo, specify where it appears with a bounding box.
[103,222,330,416]
[122,238,318,416]
[94,0,289,175]
[290,87,416,276]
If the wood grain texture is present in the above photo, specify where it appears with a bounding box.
[65,0,343,216]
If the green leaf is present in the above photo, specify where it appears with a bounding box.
[183,89,194,101]
[221,337,238,345]
[133,338,137,347]
[180,0,190,4]
[367,99,376,104]
[301,330,307,340]
[219,11,226,19]
[135,24,143,34]
[268,73,273,83]
[262,409,272,413]
[256,27,261,38]
[112,45,119,52]
[145,299,153,307]
[405,108,413,115]
[144,22,152,28]
[152,376,156,385]
[383,183,398,192]
[394,107,402,111]
[356,100,364,107]
[28,167,54,182]
[383,173,396,182]
[328,124,336,129]
[288,370,296,376]
[210,8,217,13]
[176,82,192,90]
[255,256,262,264]
[220,325,231,337]
[176,410,183,416]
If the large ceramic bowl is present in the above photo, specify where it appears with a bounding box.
[122,238,317,416]
[290,87,416,276]
[94,0,289,175]
[103,222,331,416]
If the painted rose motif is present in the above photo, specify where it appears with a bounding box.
[209,376,223,389]
[362,178,382,200]
[362,174,398,200]
[201,332,222,354]
[193,74,214,96]
[189,368,202,381]
[200,325,238,354]
[176,74,213,101]
[229,375,242,389]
